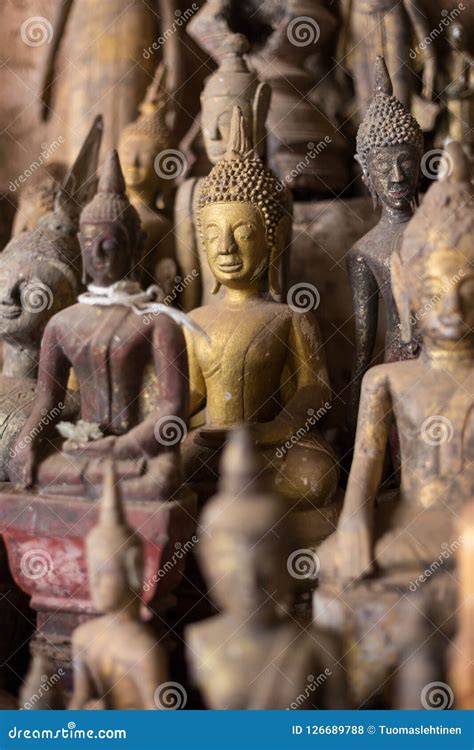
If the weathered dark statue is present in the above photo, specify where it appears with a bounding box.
[0,117,103,479]
[9,150,193,500]
[186,428,345,710]
[347,57,423,433]
[70,464,168,710]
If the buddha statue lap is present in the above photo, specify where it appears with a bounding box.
[9,150,194,501]
[346,57,424,434]
[70,464,168,710]
[182,106,340,542]
[118,64,178,297]
[186,428,345,710]
[313,143,473,703]
[0,117,103,480]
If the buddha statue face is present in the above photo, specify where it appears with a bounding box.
[202,95,255,165]
[79,221,133,287]
[0,252,73,348]
[366,144,420,211]
[410,240,474,344]
[118,133,164,196]
[88,548,142,614]
[201,202,268,289]
[200,528,289,618]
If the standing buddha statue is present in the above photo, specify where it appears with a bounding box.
[183,106,339,543]
[118,64,178,295]
[174,34,273,311]
[70,463,168,710]
[346,56,424,434]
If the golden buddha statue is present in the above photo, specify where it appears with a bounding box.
[450,503,474,710]
[182,106,339,542]
[11,162,68,237]
[186,428,344,710]
[118,64,177,295]
[319,141,473,586]
[70,464,168,710]
[174,34,272,311]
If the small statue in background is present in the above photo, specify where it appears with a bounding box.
[11,162,68,237]
[175,34,272,311]
[438,22,474,156]
[118,64,178,295]
[0,116,103,479]
[9,150,195,500]
[70,464,168,710]
[344,0,437,116]
[319,142,473,586]
[186,428,345,710]
[183,106,339,539]
[346,57,423,434]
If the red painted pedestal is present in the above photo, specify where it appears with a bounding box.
[0,483,197,676]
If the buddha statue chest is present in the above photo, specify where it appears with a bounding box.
[57,304,160,432]
[192,302,293,424]
[392,363,474,503]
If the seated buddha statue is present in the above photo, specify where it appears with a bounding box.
[118,64,177,296]
[0,116,103,479]
[346,56,424,434]
[70,463,168,710]
[174,34,274,311]
[186,428,345,710]
[182,106,339,539]
[9,150,196,501]
[318,142,473,586]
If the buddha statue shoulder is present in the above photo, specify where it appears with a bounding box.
[70,464,168,710]
[0,116,103,480]
[9,150,197,501]
[186,429,345,710]
[346,56,424,434]
[181,106,339,538]
[174,34,273,311]
[118,64,178,297]
[318,142,473,587]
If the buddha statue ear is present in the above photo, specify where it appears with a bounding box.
[391,250,412,344]
[270,215,292,302]
[355,153,378,211]
[252,82,271,158]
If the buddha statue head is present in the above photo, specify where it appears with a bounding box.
[198,428,293,621]
[118,64,172,201]
[198,105,292,299]
[79,150,143,287]
[86,462,144,615]
[356,56,423,213]
[392,142,474,348]
[201,34,271,164]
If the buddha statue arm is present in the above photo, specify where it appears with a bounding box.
[9,321,70,486]
[183,326,207,416]
[346,248,379,436]
[135,642,169,710]
[319,366,392,584]
[114,320,189,459]
[253,311,332,446]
